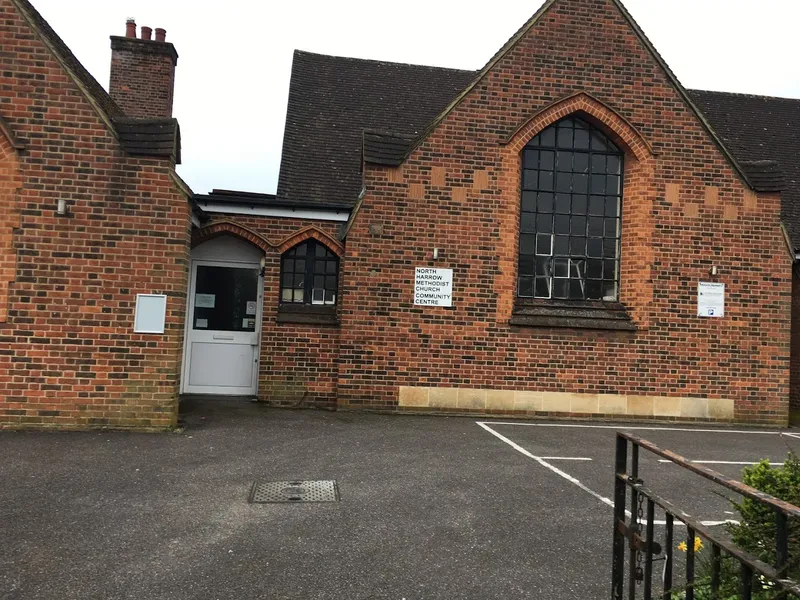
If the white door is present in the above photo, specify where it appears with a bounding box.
[182,246,263,396]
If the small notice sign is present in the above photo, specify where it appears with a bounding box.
[195,293,215,309]
[246,301,257,315]
[414,268,453,307]
[698,282,725,318]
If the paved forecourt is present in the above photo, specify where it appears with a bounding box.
[477,420,800,525]
[2,398,797,600]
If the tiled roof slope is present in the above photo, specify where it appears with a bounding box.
[276,50,476,206]
[281,54,800,247]
[114,118,181,163]
[362,130,418,167]
[688,90,800,249]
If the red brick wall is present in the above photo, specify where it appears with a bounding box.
[0,0,192,430]
[0,133,21,323]
[193,216,343,407]
[109,36,177,119]
[339,0,792,424]
[791,273,800,418]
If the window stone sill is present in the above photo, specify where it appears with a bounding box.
[510,299,636,331]
[277,304,339,326]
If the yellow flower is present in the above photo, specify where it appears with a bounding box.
[677,537,703,553]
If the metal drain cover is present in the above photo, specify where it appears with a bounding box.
[249,480,339,504]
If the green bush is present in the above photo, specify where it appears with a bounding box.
[670,452,800,599]
[730,450,800,578]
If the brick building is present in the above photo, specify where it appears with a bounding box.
[0,0,798,429]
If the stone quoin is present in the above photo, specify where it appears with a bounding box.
[0,0,799,429]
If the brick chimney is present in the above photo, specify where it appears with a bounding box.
[109,18,179,119]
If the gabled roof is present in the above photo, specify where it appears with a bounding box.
[403,0,756,193]
[275,50,475,206]
[688,90,800,248]
[278,51,800,246]
[8,0,181,163]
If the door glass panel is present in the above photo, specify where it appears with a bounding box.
[193,265,259,331]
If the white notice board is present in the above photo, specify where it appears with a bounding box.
[698,282,725,318]
[414,268,453,307]
[134,294,168,333]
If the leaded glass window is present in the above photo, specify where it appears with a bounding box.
[280,240,339,306]
[518,116,623,301]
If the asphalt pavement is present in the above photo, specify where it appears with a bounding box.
[1,398,796,600]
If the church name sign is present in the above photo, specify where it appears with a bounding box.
[414,268,453,307]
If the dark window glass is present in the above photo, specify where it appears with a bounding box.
[193,265,260,331]
[518,116,623,301]
[280,240,339,305]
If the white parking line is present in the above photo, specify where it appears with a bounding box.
[478,422,786,435]
[538,457,593,461]
[476,421,614,508]
[477,421,737,527]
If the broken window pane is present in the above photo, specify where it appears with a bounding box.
[519,116,624,301]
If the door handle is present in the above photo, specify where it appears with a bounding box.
[212,334,235,340]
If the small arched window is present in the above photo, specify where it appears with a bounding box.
[518,116,623,302]
[280,239,339,305]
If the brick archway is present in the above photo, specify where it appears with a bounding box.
[192,220,274,253]
[193,221,344,258]
[277,226,345,257]
[505,92,654,162]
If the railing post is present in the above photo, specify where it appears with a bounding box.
[710,543,721,599]
[662,514,673,600]
[644,498,655,600]
[777,511,789,573]
[612,434,628,600]
[629,443,640,600]
[776,511,788,600]
[686,527,695,600]
[741,562,753,600]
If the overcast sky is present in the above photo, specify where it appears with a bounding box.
[30,0,800,196]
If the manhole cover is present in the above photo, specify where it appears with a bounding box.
[249,480,339,503]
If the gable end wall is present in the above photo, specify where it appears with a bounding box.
[0,0,192,430]
[339,0,791,425]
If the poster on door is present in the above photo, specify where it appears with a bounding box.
[195,293,216,308]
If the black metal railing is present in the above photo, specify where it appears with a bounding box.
[612,432,800,599]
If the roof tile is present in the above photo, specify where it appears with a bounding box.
[688,89,800,247]
[276,51,475,206]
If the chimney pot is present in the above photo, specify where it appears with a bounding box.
[125,18,136,38]
[141,26,152,41]
[155,28,166,42]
